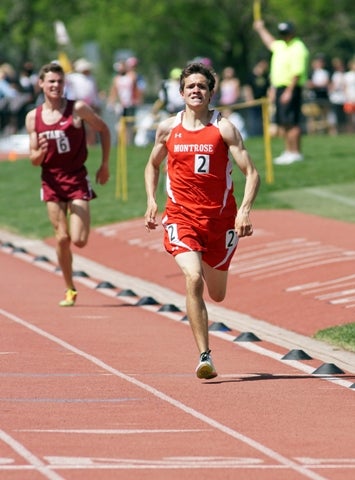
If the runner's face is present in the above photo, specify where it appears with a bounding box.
[40,72,65,99]
[181,73,212,107]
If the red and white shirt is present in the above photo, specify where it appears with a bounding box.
[165,110,237,219]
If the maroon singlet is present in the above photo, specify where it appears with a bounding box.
[35,100,96,202]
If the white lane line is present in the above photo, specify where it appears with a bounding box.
[0,308,329,480]
[235,245,342,275]
[17,429,208,434]
[287,274,355,294]
[2,247,353,379]
[306,187,355,207]
[37,456,283,470]
[296,457,355,467]
[1,230,354,373]
[0,430,64,480]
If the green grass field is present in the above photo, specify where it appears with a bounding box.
[1,134,354,238]
[314,323,355,353]
[0,133,354,351]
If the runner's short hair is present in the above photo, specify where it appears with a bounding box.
[39,63,65,80]
[180,62,216,92]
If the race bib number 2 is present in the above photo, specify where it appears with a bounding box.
[167,223,178,243]
[226,229,238,249]
[56,135,70,154]
[194,154,210,174]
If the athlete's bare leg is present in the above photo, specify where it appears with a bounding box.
[69,199,90,248]
[175,251,209,354]
[46,201,75,290]
[202,261,228,302]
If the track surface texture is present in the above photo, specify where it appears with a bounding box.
[0,210,354,480]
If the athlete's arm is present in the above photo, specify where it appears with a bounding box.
[25,109,48,166]
[74,100,111,185]
[220,117,260,237]
[144,117,173,230]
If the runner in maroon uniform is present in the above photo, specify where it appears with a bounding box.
[26,63,110,306]
[145,63,260,379]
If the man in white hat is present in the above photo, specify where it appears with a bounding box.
[66,58,101,144]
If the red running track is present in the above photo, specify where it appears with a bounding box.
[0,210,354,480]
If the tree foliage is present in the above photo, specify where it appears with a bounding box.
[0,0,354,93]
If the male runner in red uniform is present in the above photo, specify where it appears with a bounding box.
[145,63,260,379]
[26,63,110,306]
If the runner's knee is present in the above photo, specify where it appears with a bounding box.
[208,289,226,303]
[56,232,71,248]
[72,238,88,249]
[186,271,204,295]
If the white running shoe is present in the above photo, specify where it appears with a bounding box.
[195,350,218,379]
[274,151,304,165]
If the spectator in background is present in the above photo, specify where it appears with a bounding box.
[107,57,141,144]
[19,61,40,102]
[219,66,241,106]
[0,65,17,132]
[328,57,347,134]
[152,67,184,115]
[222,108,248,140]
[254,20,309,165]
[244,58,270,136]
[344,57,355,133]
[66,59,100,107]
[135,67,185,147]
[127,57,145,107]
[307,54,331,130]
[0,62,34,134]
[107,59,126,115]
[66,58,101,144]
[217,65,248,140]
[307,54,330,105]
